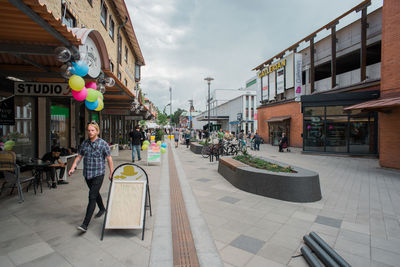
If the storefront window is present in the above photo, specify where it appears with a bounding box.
[0,96,36,159]
[50,104,70,149]
[349,114,375,154]
[303,107,377,154]
[304,106,324,116]
[326,106,346,115]
[304,117,325,151]
[325,116,348,152]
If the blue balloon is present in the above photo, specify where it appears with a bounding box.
[85,99,99,110]
[71,60,89,77]
[161,143,167,148]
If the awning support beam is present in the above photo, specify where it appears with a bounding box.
[9,0,79,55]
[11,53,50,72]
[0,43,57,56]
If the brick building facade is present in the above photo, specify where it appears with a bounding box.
[378,0,400,169]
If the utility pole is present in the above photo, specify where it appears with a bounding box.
[204,77,214,134]
[169,87,172,126]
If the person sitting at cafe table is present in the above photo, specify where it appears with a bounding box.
[42,146,68,188]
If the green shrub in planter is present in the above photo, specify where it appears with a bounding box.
[233,154,295,173]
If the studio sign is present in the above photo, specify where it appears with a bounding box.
[14,82,70,97]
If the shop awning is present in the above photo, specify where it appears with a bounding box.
[0,0,82,82]
[266,116,291,122]
[344,95,400,111]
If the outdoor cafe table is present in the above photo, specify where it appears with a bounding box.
[24,160,51,193]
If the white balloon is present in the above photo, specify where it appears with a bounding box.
[105,77,115,87]
[60,63,73,79]
[55,47,71,63]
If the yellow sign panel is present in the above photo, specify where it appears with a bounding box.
[258,59,286,78]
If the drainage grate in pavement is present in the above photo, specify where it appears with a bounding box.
[230,234,266,254]
[315,215,342,228]
[196,178,211,182]
[197,167,208,170]
[219,196,241,204]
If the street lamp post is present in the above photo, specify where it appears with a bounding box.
[169,87,172,127]
[204,77,214,134]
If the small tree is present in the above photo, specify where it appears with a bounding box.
[155,129,164,142]
[156,109,168,127]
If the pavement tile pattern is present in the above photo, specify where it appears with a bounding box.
[1,143,400,266]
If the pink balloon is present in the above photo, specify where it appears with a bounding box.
[72,87,88,101]
[85,82,97,90]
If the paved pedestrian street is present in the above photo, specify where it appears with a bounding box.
[1,142,400,266]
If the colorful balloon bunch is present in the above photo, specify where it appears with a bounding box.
[67,62,104,111]
[55,47,110,111]
[141,140,167,154]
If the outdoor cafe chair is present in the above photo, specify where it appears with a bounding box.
[0,151,36,203]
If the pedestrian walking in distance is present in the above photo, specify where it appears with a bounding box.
[68,121,114,233]
[129,126,142,162]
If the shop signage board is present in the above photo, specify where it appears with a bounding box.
[126,116,143,120]
[147,145,161,164]
[294,53,303,101]
[268,71,276,101]
[277,68,285,94]
[102,109,130,115]
[102,163,151,241]
[0,96,15,125]
[14,82,70,96]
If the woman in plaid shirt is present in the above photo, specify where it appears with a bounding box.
[69,121,114,232]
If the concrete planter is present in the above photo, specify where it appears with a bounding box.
[190,142,203,154]
[218,157,322,203]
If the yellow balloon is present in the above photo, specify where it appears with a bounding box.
[142,144,148,150]
[95,98,104,111]
[150,136,155,140]
[69,75,85,91]
[156,141,161,146]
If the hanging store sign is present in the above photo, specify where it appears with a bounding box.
[294,53,303,101]
[277,69,285,94]
[126,116,143,120]
[102,109,130,115]
[14,82,70,97]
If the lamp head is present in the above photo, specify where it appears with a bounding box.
[204,77,214,84]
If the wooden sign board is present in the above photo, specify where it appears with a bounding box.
[104,164,149,231]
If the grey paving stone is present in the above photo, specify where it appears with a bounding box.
[7,242,54,266]
[219,196,241,204]
[0,255,14,267]
[230,234,266,254]
[315,215,342,228]
[197,178,211,182]
[18,252,72,267]
[372,247,400,266]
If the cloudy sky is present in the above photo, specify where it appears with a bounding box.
[125,0,382,113]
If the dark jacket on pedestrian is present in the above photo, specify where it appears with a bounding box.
[129,130,142,146]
